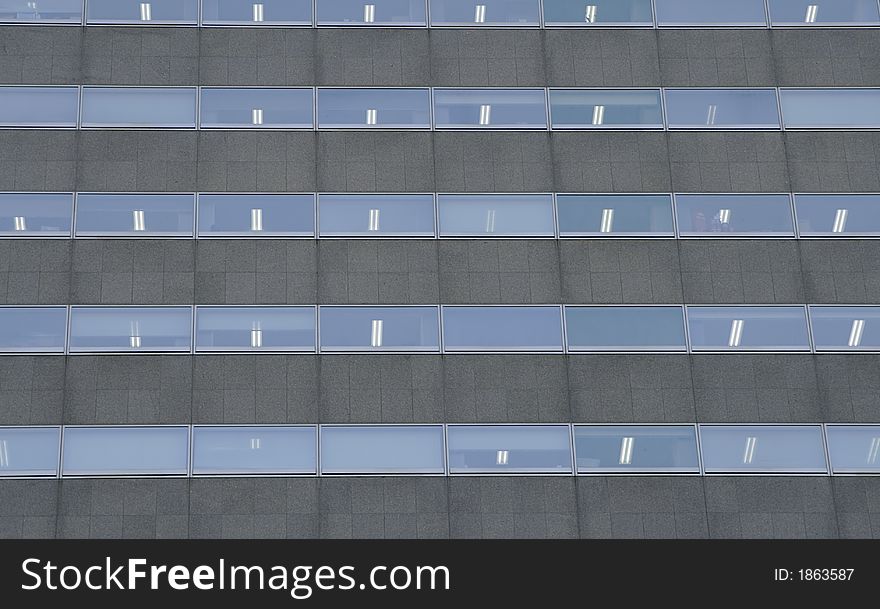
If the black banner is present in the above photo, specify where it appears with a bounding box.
[0,540,874,603]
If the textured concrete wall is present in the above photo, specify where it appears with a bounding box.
[1,25,879,539]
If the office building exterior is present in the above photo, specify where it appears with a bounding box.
[1,0,880,539]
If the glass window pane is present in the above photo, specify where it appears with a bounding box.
[549,89,663,129]
[195,307,316,352]
[826,426,880,474]
[0,427,60,477]
[438,194,554,237]
[81,87,197,128]
[542,0,653,25]
[430,0,539,25]
[795,194,880,237]
[74,193,194,237]
[780,89,880,129]
[655,0,767,25]
[0,193,73,237]
[574,426,699,473]
[0,0,82,22]
[442,306,564,352]
[556,194,674,237]
[675,194,794,237]
[447,425,572,474]
[69,307,192,353]
[664,89,780,129]
[199,88,313,129]
[201,0,312,24]
[316,0,427,25]
[320,426,445,474]
[0,87,79,128]
[192,426,316,475]
[809,306,880,352]
[318,194,435,237]
[686,306,810,351]
[319,306,440,352]
[87,0,198,23]
[317,88,431,129]
[699,425,827,474]
[62,427,189,476]
[0,307,67,353]
[565,307,687,352]
[197,194,315,237]
[433,89,547,129]
[769,0,880,25]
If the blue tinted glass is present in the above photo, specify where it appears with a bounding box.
[780,89,880,128]
[447,425,572,474]
[0,193,72,237]
[316,0,427,25]
[197,194,315,237]
[430,0,539,25]
[549,89,663,129]
[192,426,317,475]
[795,194,880,237]
[565,307,687,351]
[87,0,198,23]
[433,89,548,129]
[542,0,653,25]
[318,194,435,236]
[699,425,827,473]
[574,426,699,473]
[320,426,445,474]
[317,88,431,129]
[655,0,767,25]
[0,427,60,477]
[687,306,810,351]
[0,308,68,353]
[195,307,316,352]
[62,427,189,476]
[665,89,780,129]
[556,194,674,236]
[442,306,564,352]
[201,0,312,24]
[769,0,880,25]
[319,307,440,352]
[0,87,79,128]
[81,87,197,128]
[74,194,194,237]
[199,88,314,129]
[809,306,880,352]
[68,307,192,353]
[0,0,82,22]
[438,194,554,237]
[675,194,794,237]
[826,426,880,474]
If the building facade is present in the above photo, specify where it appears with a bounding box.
[1,0,880,539]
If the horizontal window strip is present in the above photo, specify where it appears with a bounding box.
[3,192,880,239]
[1,423,876,478]
[3,87,880,131]
[4,0,880,28]
[1,305,880,354]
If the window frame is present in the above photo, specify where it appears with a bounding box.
[193,305,318,354]
[319,424,447,475]
[573,423,701,475]
[445,423,574,475]
[0,305,69,354]
[198,86,316,130]
[317,193,437,238]
[697,424,829,476]
[317,305,442,353]
[67,305,195,354]
[73,192,196,238]
[428,0,542,27]
[653,0,770,27]
[779,87,880,130]
[548,87,666,130]
[807,305,880,353]
[767,0,880,27]
[60,425,191,478]
[824,424,880,476]
[199,0,314,26]
[85,0,199,25]
[0,85,81,129]
[316,86,433,130]
[673,192,797,239]
[555,192,675,238]
[0,0,84,24]
[662,87,782,130]
[80,86,199,129]
[440,305,566,353]
[540,0,656,27]
[431,87,550,130]
[0,191,74,238]
[564,305,689,353]
[0,426,62,479]
[190,424,318,476]
[793,192,880,238]
[195,192,316,238]
[684,305,813,353]
[437,192,557,238]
